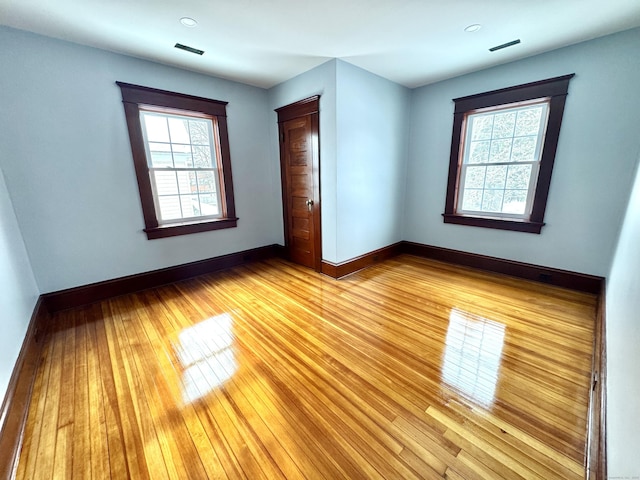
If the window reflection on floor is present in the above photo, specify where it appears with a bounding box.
[441,308,506,408]
[173,312,238,404]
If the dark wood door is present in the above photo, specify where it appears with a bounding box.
[276,97,321,271]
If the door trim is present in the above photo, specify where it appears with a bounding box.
[276,96,322,271]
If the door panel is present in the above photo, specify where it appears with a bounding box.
[276,97,321,271]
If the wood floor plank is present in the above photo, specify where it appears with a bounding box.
[153,288,289,480]
[32,318,65,479]
[157,316,288,479]
[125,292,221,479]
[15,255,596,479]
[85,306,111,479]
[52,311,77,479]
[171,284,335,479]
[71,312,92,480]
[108,299,173,480]
[15,335,51,479]
[101,301,152,480]
[445,400,583,480]
[232,265,453,415]
[94,303,137,478]
[223,308,400,479]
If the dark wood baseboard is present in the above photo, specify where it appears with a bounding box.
[587,281,607,479]
[321,241,603,293]
[320,260,338,278]
[0,297,49,479]
[321,242,403,279]
[43,240,603,310]
[273,244,287,259]
[402,241,604,294]
[43,244,283,312]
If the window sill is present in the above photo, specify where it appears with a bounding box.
[442,214,544,234]
[144,217,238,239]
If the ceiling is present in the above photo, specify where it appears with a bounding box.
[2,0,640,89]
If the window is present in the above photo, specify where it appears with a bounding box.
[443,74,573,233]
[117,82,237,239]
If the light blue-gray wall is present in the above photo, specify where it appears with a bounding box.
[335,60,410,262]
[0,165,39,402]
[404,28,640,276]
[268,59,410,264]
[606,152,640,478]
[0,26,282,293]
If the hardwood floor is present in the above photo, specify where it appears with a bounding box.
[15,255,596,479]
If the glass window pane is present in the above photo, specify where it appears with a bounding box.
[470,115,494,141]
[168,117,190,144]
[197,171,217,194]
[172,144,193,168]
[154,171,179,195]
[514,106,543,137]
[482,190,504,213]
[189,119,211,146]
[485,165,507,189]
[148,143,173,167]
[158,196,182,220]
[492,111,516,139]
[464,166,486,188]
[511,136,537,162]
[177,171,197,195]
[488,139,512,163]
[143,114,170,142]
[468,141,490,164]
[461,189,483,211]
[505,164,532,190]
[200,194,220,216]
[193,145,213,168]
[503,190,528,214]
[180,195,201,218]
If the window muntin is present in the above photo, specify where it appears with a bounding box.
[456,100,549,220]
[140,110,223,224]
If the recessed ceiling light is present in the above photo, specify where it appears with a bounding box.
[180,17,198,27]
[464,24,482,33]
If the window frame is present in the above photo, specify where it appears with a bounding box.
[117,82,237,240]
[443,74,574,234]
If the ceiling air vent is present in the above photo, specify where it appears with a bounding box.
[174,43,204,55]
[489,39,521,52]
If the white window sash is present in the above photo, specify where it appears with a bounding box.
[139,111,224,224]
[456,101,549,220]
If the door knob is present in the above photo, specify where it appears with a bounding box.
[306,199,314,211]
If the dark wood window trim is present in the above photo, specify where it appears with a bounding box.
[117,82,237,240]
[443,74,574,234]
